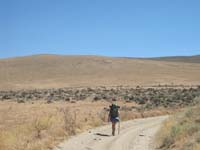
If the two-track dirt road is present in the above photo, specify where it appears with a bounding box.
[55,116,168,150]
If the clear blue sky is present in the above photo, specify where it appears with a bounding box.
[1,0,200,58]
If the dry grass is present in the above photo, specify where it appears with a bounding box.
[0,100,111,150]
[0,55,200,90]
[120,107,173,121]
[0,100,106,150]
[0,100,174,150]
[155,99,200,150]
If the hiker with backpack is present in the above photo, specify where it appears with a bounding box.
[108,102,120,136]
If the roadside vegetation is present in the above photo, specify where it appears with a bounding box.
[0,100,172,150]
[156,97,200,150]
[0,86,199,150]
[0,101,107,150]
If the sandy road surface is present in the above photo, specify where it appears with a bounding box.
[55,116,168,150]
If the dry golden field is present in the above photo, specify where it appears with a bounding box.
[0,100,173,150]
[156,103,200,150]
[0,55,200,90]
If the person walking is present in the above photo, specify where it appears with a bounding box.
[108,102,120,136]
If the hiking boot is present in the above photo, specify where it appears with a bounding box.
[112,129,115,136]
[112,132,115,136]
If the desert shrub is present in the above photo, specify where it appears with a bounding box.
[194,96,200,104]
[61,108,78,135]
[156,105,200,150]
[33,114,53,138]
[46,100,53,104]
[93,96,101,101]
[17,99,25,103]
[144,103,154,110]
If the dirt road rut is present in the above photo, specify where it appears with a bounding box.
[55,116,168,150]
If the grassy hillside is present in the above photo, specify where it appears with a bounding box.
[148,55,200,63]
[0,54,200,90]
[156,99,200,150]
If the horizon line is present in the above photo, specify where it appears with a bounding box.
[0,53,200,60]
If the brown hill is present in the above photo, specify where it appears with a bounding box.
[0,54,200,90]
[148,55,200,63]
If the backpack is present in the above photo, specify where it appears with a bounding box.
[109,104,120,118]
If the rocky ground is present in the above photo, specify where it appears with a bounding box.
[0,86,200,109]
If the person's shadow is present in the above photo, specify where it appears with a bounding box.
[94,133,111,137]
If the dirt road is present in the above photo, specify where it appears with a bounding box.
[55,116,167,150]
